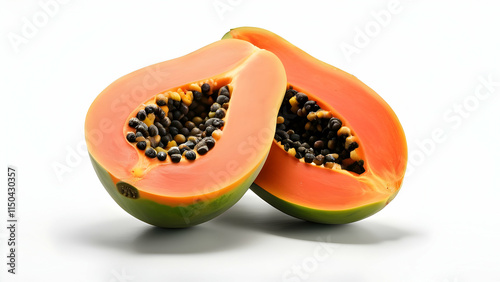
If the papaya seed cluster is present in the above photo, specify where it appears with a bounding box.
[275,87,365,174]
[126,81,231,163]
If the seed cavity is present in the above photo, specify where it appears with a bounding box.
[275,86,365,174]
[117,182,139,199]
[125,79,232,163]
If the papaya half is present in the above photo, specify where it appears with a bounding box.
[85,39,287,228]
[223,27,407,224]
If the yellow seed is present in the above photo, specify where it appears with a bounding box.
[291,105,300,114]
[174,134,186,144]
[160,105,169,115]
[350,149,361,161]
[165,91,174,98]
[324,162,334,169]
[188,83,202,93]
[338,126,351,136]
[182,91,193,106]
[166,140,177,149]
[169,91,181,102]
[328,140,335,150]
[147,137,156,147]
[144,113,155,127]
[322,111,333,119]
[156,94,167,105]
[345,136,356,149]
[208,111,216,118]
[149,135,160,147]
[155,147,167,154]
[305,122,312,131]
[316,110,332,119]
[277,116,285,124]
[289,96,299,107]
[188,136,198,142]
[154,135,161,144]
[212,129,223,141]
[331,153,339,159]
[297,108,306,117]
[288,147,296,157]
[192,116,203,125]
[332,163,342,170]
[135,136,146,142]
[307,112,317,121]
[316,124,322,131]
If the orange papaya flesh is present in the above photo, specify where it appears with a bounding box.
[223,27,407,224]
[85,39,287,227]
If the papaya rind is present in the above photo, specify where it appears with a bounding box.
[90,153,262,228]
[222,31,233,40]
[250,183,390,224]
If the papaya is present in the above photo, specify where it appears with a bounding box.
[223,27,408,224]
[85,39,287,228]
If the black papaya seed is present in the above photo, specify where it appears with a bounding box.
[218,86,230,97]
[128,117,140,128]
[185,150,196,160]
[201,83,210,94]
[148,125,159,137]
[169,127,179,136]
[205,126,216,136]
[185,140,196,149]
[158,127,167,137]
[347,141,359,151]
[145,105,157,114]
[210,103,221,112]
[179,103,189,115]
[145,148,157,158]
[295,93,308,105]
[204,137,216,149]
[126,132,136,142]
[136,125,149,137]
[170,154,182,163]
[157,151,167,161]
[136,110,147,121]
[168,147,180,156]
[192,90,203,101]
[136,141,147,150]
[327,118,342,132]
[285,88,298,100]
[215,108,226,119]
[304,153,315,163]
[197,145,209,155]
[216,95,229,104]
[156,108,166,119]
[160,117,171,128]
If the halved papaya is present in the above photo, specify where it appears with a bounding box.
[223,27,407,224]
[85,39,287,228]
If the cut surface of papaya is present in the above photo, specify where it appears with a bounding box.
[223,27,407,224]
[85,39,287,228]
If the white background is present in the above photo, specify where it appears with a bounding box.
[1,1,500,281]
